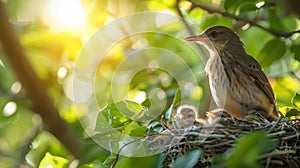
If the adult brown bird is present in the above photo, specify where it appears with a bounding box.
[184,26,279,121]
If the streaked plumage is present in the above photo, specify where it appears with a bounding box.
[185,26,278,121]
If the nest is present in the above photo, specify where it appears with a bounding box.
[147,111,300,168]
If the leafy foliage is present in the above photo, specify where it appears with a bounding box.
[95,100,149,137]
[0,0,299,167]
[212,132,278,168]
[172,149,201,168]
[113,154,163,168]
[292,93,300,109]
[257,38,286,68]
[39,153,68,168]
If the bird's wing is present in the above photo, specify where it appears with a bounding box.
[244,55,276,105]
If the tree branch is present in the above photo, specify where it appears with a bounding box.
[175,0,195,36]
[175,0,213,114]
[110,135,148,168]
[0,2,82,158]
[187,0,300,38]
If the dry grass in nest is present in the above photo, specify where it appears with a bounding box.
[147,116,300,168]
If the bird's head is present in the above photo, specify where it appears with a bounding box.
[185,26,244,53]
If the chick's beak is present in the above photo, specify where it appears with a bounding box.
[184,33,208,42]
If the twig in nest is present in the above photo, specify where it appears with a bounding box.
[158,118,300,167]
[259,150,296,159]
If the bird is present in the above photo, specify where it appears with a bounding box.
[184,25,279,121]
[173,105,206,128]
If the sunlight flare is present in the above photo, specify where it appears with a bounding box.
[43,0,86,31]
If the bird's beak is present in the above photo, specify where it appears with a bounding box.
[184,33,209,42]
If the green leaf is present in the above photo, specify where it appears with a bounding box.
[165,89,181,119]
[173,149,201,168]
[282,16,298,32]
[278,106,294,116]
[257,39,286,68]
[173,89,182,106]
[147,121,160,128]
[95,101,150,138]
[224,0,250,12]
[227,132,278,168]
[103,155,117,167]
[200,15,232,30]
[291,45,300,62]
[124,121,140,134]
[189,8,204,20]
[130,126,147,136]
[292,93,300,109]
[148,121,163,133]
[96,103,129,130]
[211,154,226,168]
[114,154,164,168]
[268,8,285,32]
[116,100,144,120]
[273,77,300,108]
[26,132,68,167]
[224,0,239,11]
[96,100,150,131]
[39,152,68,168]
[153,125,163,133]
[124,121,147,136]
[238,2,257,14]
[79,161,106,168]
[0,66,16,91]
[165,104,173,120]
[285,108,300,118]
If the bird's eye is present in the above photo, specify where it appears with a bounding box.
[210,31,219,38]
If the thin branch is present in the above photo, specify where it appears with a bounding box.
[110,135,148,168]
[175,0,194,35]
[259,150,296,159]
[267,117,282,134]
[187,0,300,38]
[175,0,212,113]
[175,0,209,62]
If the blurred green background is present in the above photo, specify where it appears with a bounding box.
[0,0,299,167]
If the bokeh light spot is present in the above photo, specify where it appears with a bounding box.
[3,101,17,117]
[133,91,147,104]
[11,81,22,94]
[57,67,68,79]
